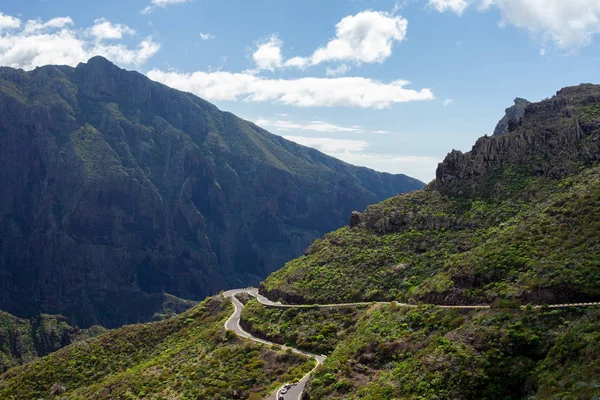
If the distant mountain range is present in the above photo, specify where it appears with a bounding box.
[0,56,423,328]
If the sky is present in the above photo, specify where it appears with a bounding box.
[2,1,600,183]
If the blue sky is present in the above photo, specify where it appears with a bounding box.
[2,0,600,182]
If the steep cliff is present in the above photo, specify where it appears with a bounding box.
[435,85,600,198]
[0,57,424,328]
[493,97,531,136]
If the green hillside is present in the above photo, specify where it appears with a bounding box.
[305,304,600,399]
[0,312,105,373]
[261,84,600,307]
[0,296,315,400]
[2,84,600,400]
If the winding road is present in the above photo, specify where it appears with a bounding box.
[223,289,325,400]
[223,288,600,400]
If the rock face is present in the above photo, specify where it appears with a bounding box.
[0,57,424,327]
[349,211,362,228]
[435,85,600,198]
[493,97,531,136]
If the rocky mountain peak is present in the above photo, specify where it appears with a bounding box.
[434,84,600,198]
[493,97,531,136]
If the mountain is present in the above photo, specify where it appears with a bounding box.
[2,84,600,400]
[0,56,423,328]
[493,97,531,136]
[261,83,600,306]
[256,83,600,399]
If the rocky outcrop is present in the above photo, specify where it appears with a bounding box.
[493,97,531,136]
[0,57,424,328]
[349,211,362,228]
[434,84,600,198]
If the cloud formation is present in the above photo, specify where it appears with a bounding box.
[147,69,434,108]
[88,18,136,41]
[326,64,350,76]
[252,35,283,71]
[430,0,600,50]
[141,0,190,14]
[255,117,391,134]
[0,12,20,31]
[485,0,600,50]
[199,32,215,41]
[428,0,469,15]
[0,13,159,70]
[250,10,407,71]
[255,118,363,133]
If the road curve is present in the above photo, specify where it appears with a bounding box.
[223,289,325,400]
[224,288,600,399]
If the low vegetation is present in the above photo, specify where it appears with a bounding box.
[262,166,600,307]
[240,299,367,354]
[0,297,315,400]
[0,312,105,373]
[304,304,600,399]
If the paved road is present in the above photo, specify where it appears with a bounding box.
[224,288,600,399]
[249,289,600,310]
[223,289,325,400]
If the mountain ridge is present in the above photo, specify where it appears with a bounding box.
[261,83,600,307]
[0,56,423,328]
[1,82,600,400]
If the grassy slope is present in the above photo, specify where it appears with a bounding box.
[0,297,315,400]
[240,299,367,355]
[255,86,600,399]
[0,312,106,373]
[304,304,600,400]
[262,165,600,307]
[261,86,600,307]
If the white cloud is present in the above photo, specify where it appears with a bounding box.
[249,10,407,71]
[431,0,600,50]
[0,13,160,70]
[255,117,391,134]
[428,0,470,15]
[483,0,600,50]
[147,69,434,108]
[255,118,364,133]
[443,98,455,106]
[0,13,20,31]
[200,32,215,40]
[282,10,408,68]
[88,18,135,41]
[141,0,190,14]
[372,130,392,134]
[252,35,283,71]
[283,135,439,182]
[23,17,73,34]
[326,64,350,76]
